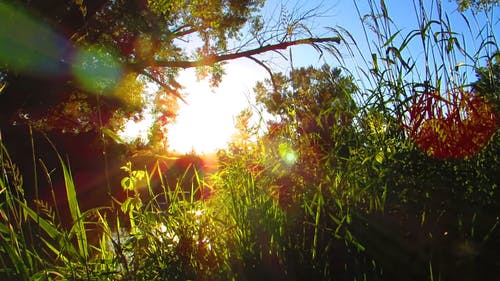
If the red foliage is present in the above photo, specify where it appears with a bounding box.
[407,89,498,158]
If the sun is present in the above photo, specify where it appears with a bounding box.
[166,63,265,154]
[118,60,266,154]
[166,80,237,154]
[118,115,154,144]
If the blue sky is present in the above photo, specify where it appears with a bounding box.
[299,0,495,55]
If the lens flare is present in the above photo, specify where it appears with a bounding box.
[72,46,123,94]
[0,1,70,76]
[279,142,298,165]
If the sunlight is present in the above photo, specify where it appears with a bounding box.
[115,60,266,153]
[118,114,154,144]
[167,60,267,154]
[167,78,235,154]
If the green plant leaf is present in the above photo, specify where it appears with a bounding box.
[58,156,88,258]
[121,177,134,191]
[102,127,124,144]
[17,199,60,240]
[375,151,384,164]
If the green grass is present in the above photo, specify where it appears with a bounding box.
[1,125,499,280]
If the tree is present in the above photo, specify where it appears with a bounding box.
[254,65,358,196]
[228,108,256,154]
[257,66,357,158]
[0,0,340,147]
[452,0,500,11]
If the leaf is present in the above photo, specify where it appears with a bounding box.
[16,199,80,260]
[17,199,61,240]
[121,197,132,213]
[102,128,124,144]
[380,0,389,19]
[121,177,134,191]
[371,53,379,74]
[382,30,401,48]
[375,151,384,164]
[0,235,30,279]
[362,156,371,165]
[72,0,87,17]
[43,137,90,260]
[132,170,146,181]
[58,157,88,258]
[121,196,142,213]
[120,162,132,172]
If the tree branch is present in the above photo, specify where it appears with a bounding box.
[246,56,278,92]
[138,69,187,104]
[142,37,341,69]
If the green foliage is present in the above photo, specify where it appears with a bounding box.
[343,0,500,279]
[212,157,289,279]
[216,65,400,279]
[473,52,500,113]
[0,141,98,279]
[254,65,392,210]
[452,0,500,11]
[1,1,500,280]
[0,0,342,156]
[0,140,233,280]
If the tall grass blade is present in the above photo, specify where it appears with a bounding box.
[17,198,80,259]
[43,135,89,259]
[0,238,30,279]
[58,156,89,259]
[17,199,60,241]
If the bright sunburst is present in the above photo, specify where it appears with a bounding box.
[167,64,259,154]
[118,116,153,144]
[166,79,236,154]
[118,60,266,154]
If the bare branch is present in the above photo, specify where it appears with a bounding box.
[172,26,197,38]
[138,69,187,104]
[246,56,278,92]
[140,37,341,69]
